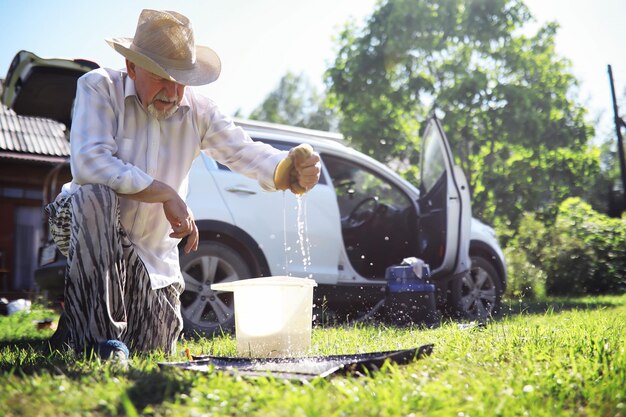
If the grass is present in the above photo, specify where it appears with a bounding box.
[1,295,626,416]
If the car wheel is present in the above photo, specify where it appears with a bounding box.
[449,255,502,320]
[179,241,252,336]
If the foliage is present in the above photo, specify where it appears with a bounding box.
[542,198,626,295]
[327,0,598,229]
[501,211,548,299]
[480,143,600,231]
[502,245,546,300]
[248,71,339,131]
[505,198,626,297]
[3,298,626,416]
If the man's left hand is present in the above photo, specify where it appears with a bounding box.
[164,198,199,253]
[121,179,199,253]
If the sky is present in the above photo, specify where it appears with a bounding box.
[1,0,625,141]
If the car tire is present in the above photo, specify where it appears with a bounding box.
[179,241,252,336]
[449,255,502,320]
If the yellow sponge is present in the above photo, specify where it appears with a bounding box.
[274,157,293,191]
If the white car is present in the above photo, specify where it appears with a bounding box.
[179,117,507,334]
[3,51,507,337]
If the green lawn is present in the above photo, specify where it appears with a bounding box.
[1,296,625,416]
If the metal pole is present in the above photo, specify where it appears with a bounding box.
[608,64,626,214]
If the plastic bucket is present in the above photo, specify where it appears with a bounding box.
[211,276,317,358]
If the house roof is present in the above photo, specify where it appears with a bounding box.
[0,104,69,164]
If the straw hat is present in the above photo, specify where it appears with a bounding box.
[106,9,221,86]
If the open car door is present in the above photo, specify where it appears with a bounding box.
[418,116,471,277]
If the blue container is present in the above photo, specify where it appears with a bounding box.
[385,265,435,293]
[384,265,437,325]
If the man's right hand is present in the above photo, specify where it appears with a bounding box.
[274,143,320,195]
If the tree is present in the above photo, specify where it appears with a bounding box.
[248,72,338,131]
[327,0,598,229]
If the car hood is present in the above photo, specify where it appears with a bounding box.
[1,50,99,128]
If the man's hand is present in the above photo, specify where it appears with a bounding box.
[290,144,321,193]
[274,144,321,195]
[120,180,199,253]
[163,198,198,254]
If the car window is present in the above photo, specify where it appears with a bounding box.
[321,154,411,218]
[420,124,447,194]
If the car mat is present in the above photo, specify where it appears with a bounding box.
[158,344,434,381]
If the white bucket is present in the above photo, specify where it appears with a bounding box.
[211,276,317,358]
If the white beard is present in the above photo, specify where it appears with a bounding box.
[147,102,179,120]
[147,92,179,120]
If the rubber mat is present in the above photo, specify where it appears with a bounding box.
[158,344,434,380]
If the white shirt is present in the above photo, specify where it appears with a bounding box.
[61,67,286,289]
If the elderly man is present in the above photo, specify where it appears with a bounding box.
[47,9,320,360]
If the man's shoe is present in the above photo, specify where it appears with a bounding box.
[97,340,130,369]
